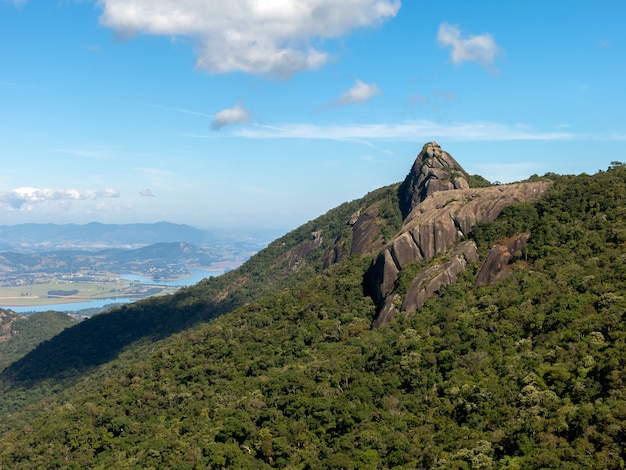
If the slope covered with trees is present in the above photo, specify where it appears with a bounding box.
[0,310,77,371]
[0,155,625,468]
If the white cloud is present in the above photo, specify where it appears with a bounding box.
[437,23,498,66]
[140,188,155,197]
[211,104,250,130]
[469,162,549,184]
[235,120,574,143]
[98,0,401,77]
[0,187,120,210]
[338,80,381,105]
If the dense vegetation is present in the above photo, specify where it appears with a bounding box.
[0,165,625,468]
[0,184,401,385]
[0,310,77,371]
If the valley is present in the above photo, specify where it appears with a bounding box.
[0,244,232,310]
[0,222,274,311]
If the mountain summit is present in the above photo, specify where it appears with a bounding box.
[398,141,470,218]
[366,143,551,326]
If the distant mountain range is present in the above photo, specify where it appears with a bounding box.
[0,241,220,276]
[0,222,283,251]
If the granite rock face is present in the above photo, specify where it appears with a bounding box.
[0,310,22,343]
[287,231,323,272]
[401,241,479,313]
[474,232,531,288]
[350,204,385,256]
[366,182,551,311]
[366,142,551,327]
[373,241,479,328]
[398,142,469,218]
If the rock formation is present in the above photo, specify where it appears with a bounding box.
[366,142,551,327]
[350,204,385,256]
[373,241,479,328]
[401,241,479,314]
[287,231,323,272]
[474,232,531,288]
[398,141,470,218]
[0,309,22,343]
[266,142,550,327]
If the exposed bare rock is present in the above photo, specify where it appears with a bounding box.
[324,236,346,268]
[398,142,470,219]
[372,294,400,328]
[401,241,479,313]
[350,203,384,255]
[474,233,531,287]
[348,210,361,226]
[389,232,424,267]
[366,182,551,310]
[372,242,478,327]
[1,321,13,343]
[367,249,401,306]
[205,275,249,309]
[287,231,323,272]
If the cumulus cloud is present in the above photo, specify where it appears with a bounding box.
[338,80,381,105]
[437,23,498,66]
[211,104,250,130]
[140,188,155,197]
[98,0,401,77]
[0,187,120,210]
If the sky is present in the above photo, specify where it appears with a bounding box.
[1,1,625,231]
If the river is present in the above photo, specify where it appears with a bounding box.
[4,268,223,314]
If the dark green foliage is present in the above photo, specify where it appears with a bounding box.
[0,310,77,371]
[470,202,539,253]
[467,174,493,188]
[1,165,626,468]
[376,184,403,244]
[47,289,79,296]
[0,184,400,383]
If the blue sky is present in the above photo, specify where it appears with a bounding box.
[1,1,625,231]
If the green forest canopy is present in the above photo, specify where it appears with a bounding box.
[0,165,625,468]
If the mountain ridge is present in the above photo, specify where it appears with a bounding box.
[0,143,548,381]
[1,145,625,468]
[0,221,283,252]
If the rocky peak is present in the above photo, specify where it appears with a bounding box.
[364,141,553,327]
[398,141,469,219]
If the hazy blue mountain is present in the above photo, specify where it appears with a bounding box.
[0,222,285,253]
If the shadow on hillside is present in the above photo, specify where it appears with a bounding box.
[0,283,227,384]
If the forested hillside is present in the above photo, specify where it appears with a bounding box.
[0,310,77,371]
[0,149,625,468]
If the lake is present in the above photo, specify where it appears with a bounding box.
[120,268,223,287]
